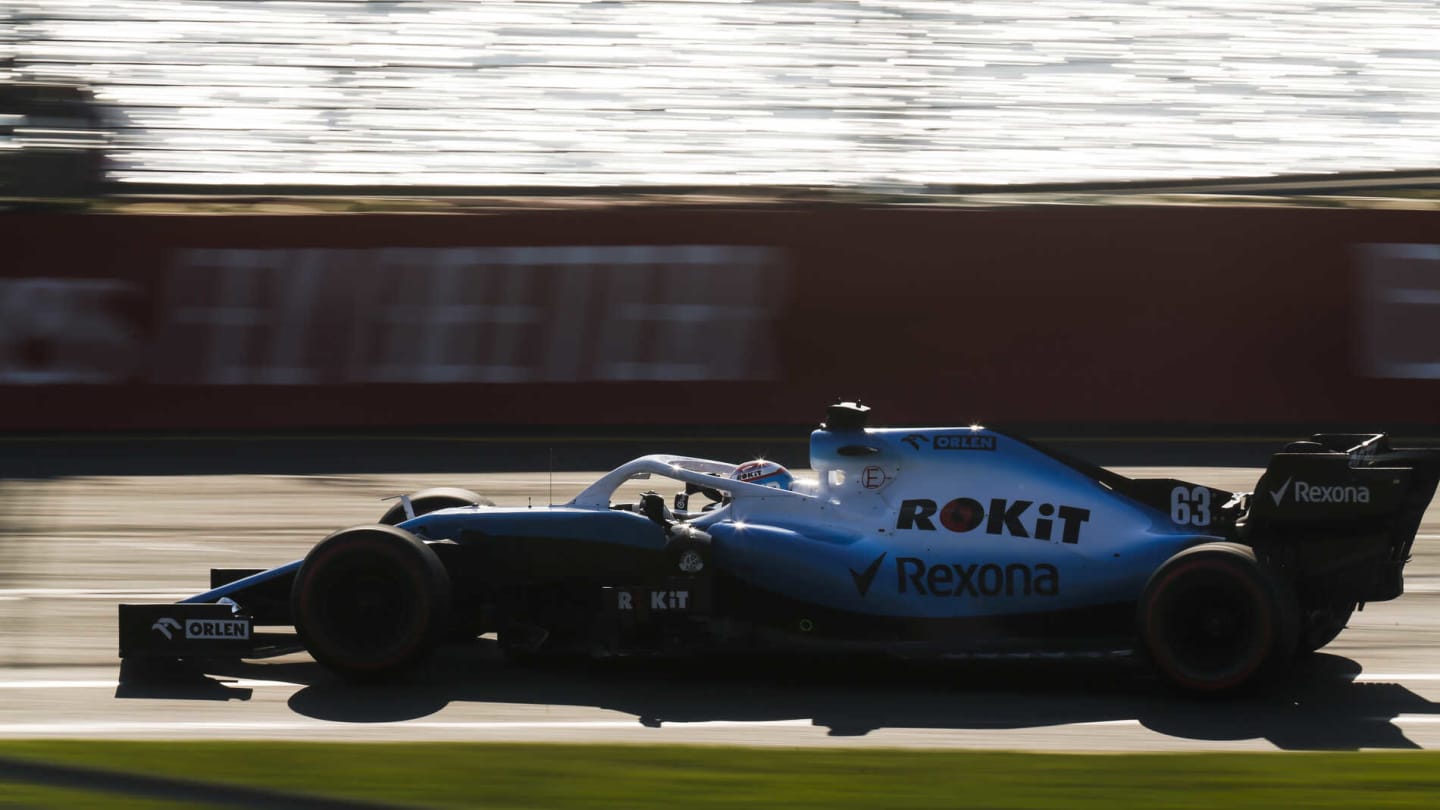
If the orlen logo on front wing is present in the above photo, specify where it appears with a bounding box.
[152,617,249,641]
[897,498,1090,544]
[185,619,249,640]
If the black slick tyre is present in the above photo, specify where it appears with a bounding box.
[291,524,450,680]
[1138,542,1298,695]
[379,487,486,525]
[1299,602,1355,654]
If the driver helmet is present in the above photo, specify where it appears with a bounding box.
[731,459,794,491]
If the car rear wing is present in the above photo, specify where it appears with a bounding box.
[1252,433,1439,520]
[1249,433,1440,601]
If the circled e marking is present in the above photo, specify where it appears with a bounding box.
[861,465,889,490]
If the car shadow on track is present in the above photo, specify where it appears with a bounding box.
[123,641,1440,751]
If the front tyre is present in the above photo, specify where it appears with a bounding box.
[291,525,450,680]
[379,487,486,525]
[1138,542,1297,694]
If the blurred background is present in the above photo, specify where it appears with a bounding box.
[2,0,1440,434]
[5,4,1440,786]
[4,0,1440,191]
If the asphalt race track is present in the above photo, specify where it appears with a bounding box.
[4,439,1440,751]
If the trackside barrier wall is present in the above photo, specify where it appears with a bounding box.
[2,205,1439,430]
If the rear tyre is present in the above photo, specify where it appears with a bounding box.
[291,525,450,680]
[1299,602,1355,654]
[1138,542,1298,694]
[379,487,486,525]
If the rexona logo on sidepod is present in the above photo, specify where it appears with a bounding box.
[849,553,1059,598]
[897,558,1059,598]
[849,552,888,597]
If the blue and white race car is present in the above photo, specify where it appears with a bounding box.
[120,403,1440,693]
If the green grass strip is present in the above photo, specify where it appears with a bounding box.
[4,742,1440,809]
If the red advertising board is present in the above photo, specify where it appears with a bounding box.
[2,204,1439,430]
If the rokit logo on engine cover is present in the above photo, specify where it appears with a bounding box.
[896,498,1091,544]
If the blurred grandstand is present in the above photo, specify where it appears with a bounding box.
[2,0,1439,200]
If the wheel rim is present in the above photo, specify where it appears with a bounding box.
[309,557,420,663]
[1165,582,1258,674]
[1148,560,1274,689]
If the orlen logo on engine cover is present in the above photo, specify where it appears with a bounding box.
[184,618,249,641]
[897,498,1090,544]
[901,434,997,451]
[935,435,996,451]
[897,557,1059,597]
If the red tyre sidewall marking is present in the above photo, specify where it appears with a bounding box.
[1144,557,1276,692]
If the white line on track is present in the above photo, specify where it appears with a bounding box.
[0,681,126,689]
[1005,715,1440,726]
[1069,719,1141,727]
[0,588,190,599]
[9,717,1440,738]
[3,594,191,601]
[0,679,296,689]
[6,674,1440,691]
[0,719,815,735]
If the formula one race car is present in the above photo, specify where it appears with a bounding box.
[119,403,1440,693]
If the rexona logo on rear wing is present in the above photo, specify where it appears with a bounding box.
[896,498,1091,544]
[1267,476,1372,506]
